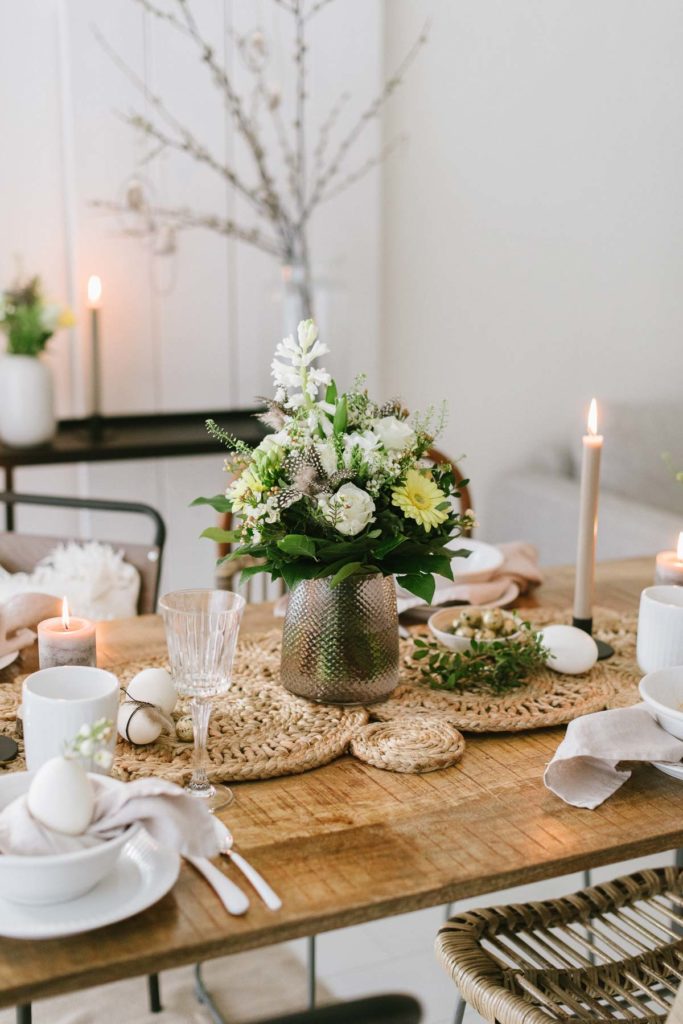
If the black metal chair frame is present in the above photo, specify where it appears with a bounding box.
[0,491,166,610]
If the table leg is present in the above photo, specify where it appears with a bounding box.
[307,936,316,1011]
[147,973,162,1013]
[5,466,14,531]
[194,963,226,1024]
[15,1006,31,1024]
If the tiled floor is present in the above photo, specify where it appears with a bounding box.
[289,848,677,1024]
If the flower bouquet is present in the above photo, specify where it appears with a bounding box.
[196,320,473,703]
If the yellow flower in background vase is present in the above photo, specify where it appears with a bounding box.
[391,469,449,532]
[58,307,76,328]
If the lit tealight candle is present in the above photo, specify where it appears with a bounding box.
[656,532,683,586]
[37,597,97,669]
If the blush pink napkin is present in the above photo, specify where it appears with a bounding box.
[544,704,683,809]
[436,541,542,606]
[0,776,219,858]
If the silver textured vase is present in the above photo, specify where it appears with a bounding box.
[281,573,399,705]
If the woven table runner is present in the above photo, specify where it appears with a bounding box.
[0,608,640,781]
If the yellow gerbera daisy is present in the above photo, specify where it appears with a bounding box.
[391,469,449,532]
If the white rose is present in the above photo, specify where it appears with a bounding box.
[316,441,338,478]
[372,416,416,452]
[319,482,375,536]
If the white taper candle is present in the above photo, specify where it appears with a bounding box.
[573,398,603,622]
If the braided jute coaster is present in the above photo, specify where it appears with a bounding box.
[350,717,465,773]
[0,608,639,781]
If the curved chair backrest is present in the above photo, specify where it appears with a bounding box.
[0,492,166,614]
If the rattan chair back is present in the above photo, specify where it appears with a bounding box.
[437,867,683,1024]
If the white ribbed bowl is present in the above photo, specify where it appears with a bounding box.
[0,772,138,905]
[639,667,683,741]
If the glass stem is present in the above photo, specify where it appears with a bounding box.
[189,698,212,795]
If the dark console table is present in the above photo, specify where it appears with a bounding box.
[0,409,265,529]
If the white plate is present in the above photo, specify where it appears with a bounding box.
[0,651,18,672]
[651,760,683,782]
[447,539,504,583]
[0,829,180,940]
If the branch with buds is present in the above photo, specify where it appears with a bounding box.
[95,0,427,317]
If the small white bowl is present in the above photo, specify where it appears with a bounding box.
[639,667,683,741]
[428,607,521,653]
[0,772,138,905]
[447,539,504,584]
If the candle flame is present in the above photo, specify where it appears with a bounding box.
[677,531,683,561]
[587,397,598,436]
[87,275,102,308]
[62,596,71,631]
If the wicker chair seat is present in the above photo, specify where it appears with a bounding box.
[437,868,683,1024]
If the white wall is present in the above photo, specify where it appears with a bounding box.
[0,0,383,593]
[381,1,683,539]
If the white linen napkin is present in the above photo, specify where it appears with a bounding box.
[0,776,219,858]
[544,704,683,809]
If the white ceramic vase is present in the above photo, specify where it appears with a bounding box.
[0,354,56,447]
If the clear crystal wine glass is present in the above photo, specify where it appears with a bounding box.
[159,589,245,811]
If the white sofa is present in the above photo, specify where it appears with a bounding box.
[487,402,682,566]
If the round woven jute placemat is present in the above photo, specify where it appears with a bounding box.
[375,607,641,733]
[0,607,640,781]
[350,717,465,773]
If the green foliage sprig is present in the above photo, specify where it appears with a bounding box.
[0,276,73,356]
[412,623,550,694]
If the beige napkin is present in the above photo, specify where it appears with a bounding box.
[544,704,683,809]
[395,540,543,613]
[0,776,219,858]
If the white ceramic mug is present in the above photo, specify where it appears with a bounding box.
[637,585,683,674]
[23,666,119,771]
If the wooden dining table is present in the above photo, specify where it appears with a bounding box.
[0,555,681,1011]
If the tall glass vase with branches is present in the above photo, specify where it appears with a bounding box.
[94,0,427,321]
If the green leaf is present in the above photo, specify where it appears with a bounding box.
[325,380,338,405]
[191,494,233,513]
[277,534,318,559]
[396,572,436,604]
[200,526,241,543]
[239,563,268,582]
[281,560,322,590]
[333,395,348,434]
[373,536,406,559]
[329,561,364,587]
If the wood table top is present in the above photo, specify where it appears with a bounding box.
[0,556,679,1009]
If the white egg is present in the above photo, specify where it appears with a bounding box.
[127,667,177,716]
[539,624,599,675]
[27,756,95,836]
[117,702,162,746]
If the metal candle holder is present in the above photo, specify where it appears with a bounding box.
[571,616,614,660]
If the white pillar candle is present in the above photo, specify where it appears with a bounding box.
[37,597,97,669]
[573,398,603,623]
[656,532,683,585]
[87,274,102,418]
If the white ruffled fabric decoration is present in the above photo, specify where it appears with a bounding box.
[0,541,140,620]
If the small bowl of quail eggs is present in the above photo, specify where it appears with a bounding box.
[428,606,521,652]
